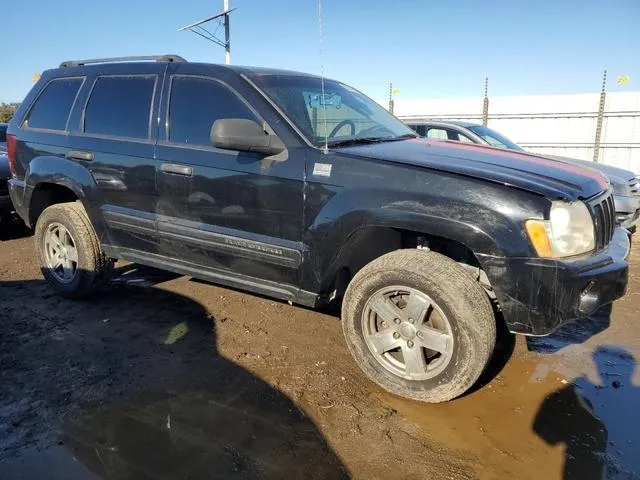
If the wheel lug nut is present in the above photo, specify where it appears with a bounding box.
[393,332,400,339]
[409,318,414,324]
[394,318,401,324]
[407,340,414,348]
[417,331,423,338]
[381,321,387,328]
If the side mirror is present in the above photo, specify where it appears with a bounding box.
[211,119,285,156]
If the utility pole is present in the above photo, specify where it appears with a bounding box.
[593,70,607,163]
[388,83,394,114]
[224,0,231,64]
[482,77,489,127]
[178,1,235,64]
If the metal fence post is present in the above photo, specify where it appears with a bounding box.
[482,77,489,127]
[593,70,607,163]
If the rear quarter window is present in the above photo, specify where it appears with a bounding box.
[84,76,156,139]
[23,77,84,131]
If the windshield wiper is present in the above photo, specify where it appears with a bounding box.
[325,134,418,148]
[325,137,385,148]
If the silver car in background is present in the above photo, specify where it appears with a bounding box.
[406,120,640,232]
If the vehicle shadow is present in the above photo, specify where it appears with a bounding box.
[0,216,31,241]
[526,304,613,354]
[465,312,516,396]
[533,345,640,479]
[0,267,348,480]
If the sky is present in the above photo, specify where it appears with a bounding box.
[2,0,639,103]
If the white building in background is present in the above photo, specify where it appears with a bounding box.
[391,91,640,174]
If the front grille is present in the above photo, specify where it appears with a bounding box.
[0,178,8,195]
[591,193,615,250]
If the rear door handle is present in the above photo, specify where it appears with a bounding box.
[66,150,94,162]
[161,163,193,176]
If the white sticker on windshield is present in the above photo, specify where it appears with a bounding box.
[313,163,332,177]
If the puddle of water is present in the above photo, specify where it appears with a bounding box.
[378,343,640,480]
[0,444,100,480]
[58,364,349,479]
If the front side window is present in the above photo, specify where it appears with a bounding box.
[84,76,155,139]
[247,74,416,147]
[408,125,426,136]
[23,78,83,131]
[168,76,257,146]
[0,125,6,143]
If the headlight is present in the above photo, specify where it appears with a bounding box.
[525,201,595,258]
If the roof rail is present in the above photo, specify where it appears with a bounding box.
[59,55,187,68]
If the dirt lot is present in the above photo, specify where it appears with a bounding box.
[1,221,639,480]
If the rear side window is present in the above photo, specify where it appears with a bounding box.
[84,76,155,139]
[168,76,257,146]
[23,78,83,131]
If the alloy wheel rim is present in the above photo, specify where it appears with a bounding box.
[362,285,454,381]
[43,223,79,284]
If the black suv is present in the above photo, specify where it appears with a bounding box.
[6,56,630,402]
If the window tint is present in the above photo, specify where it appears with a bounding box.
[426,128,448,140]
[24,78,83,131]
[169,76,257,146]
[0,125,6,143]
[84,76,155,138]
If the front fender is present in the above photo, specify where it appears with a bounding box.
[300,185,543,294]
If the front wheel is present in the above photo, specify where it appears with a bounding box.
[342,249,496,403]
[35,201,112,298]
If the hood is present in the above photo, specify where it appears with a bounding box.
[337,138,608,201]
[545,154,636,186]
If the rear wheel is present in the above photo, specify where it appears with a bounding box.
[35,201,112,298]
[342,249,496,403]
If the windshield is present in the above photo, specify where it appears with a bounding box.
[247,74,416,147]
[466,125,523,151]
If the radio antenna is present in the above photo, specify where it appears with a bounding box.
[318,0,329,154]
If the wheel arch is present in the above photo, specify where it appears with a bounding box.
[312,218,500,302]
[23,156,99,228]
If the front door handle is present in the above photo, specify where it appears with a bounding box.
[66,150,94,162]
[161,163,193,176]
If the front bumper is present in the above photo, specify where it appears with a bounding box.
[479,227,630,336]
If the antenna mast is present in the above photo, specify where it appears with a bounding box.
[318,0,328,154]
[178,0,234,64]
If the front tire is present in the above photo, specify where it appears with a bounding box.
[35,201,111,298]
[342,249,496,403]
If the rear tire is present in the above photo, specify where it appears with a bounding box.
[35,201,112,298]
[342,249,496,403]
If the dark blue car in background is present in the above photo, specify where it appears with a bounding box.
[0,123,13,222]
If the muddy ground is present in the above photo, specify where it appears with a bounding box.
[1,221,639,480]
